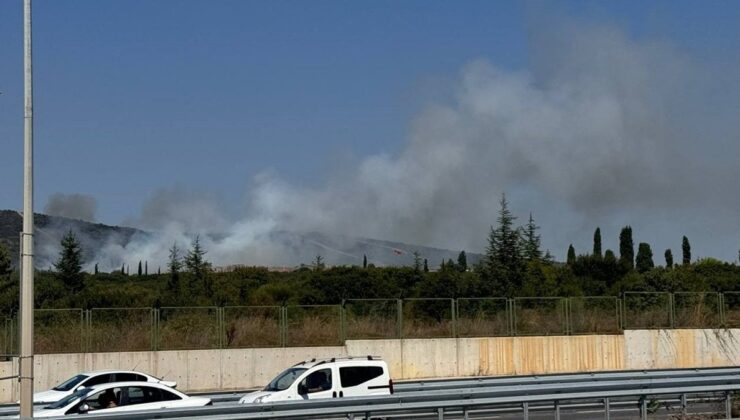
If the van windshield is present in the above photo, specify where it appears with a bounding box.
[264,368,307,391]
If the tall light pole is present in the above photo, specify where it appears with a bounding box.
[20,0,35,417]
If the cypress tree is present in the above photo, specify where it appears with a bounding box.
[145,261,148,276]
[54,230,84,292]
[167,242,182,293]
[664,249,673,268]
[619,226,634,269]
[423,259,429,272]
[93,263,98,275]
[121,264,125,275]
[137,261,143,276]
[635,242,654,273]
[362,254,367,269]
[567,244,576,266]
[0,242,12,278]
[457,251,468,272]
[593,227,602,258]
[682,236,691,265]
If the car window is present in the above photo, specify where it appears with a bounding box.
[83,387,122,411]
[52,374,89,391]
[114,373,147,382]
[339,366,384,388]
[264,367,307,391]
[46,387,92,410]
[299,368,332,394]
[83,374,112,387]
[123,386,172,405]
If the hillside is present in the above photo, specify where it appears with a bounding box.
[0,210,480,270]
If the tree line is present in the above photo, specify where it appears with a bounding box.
[0,195,737,313]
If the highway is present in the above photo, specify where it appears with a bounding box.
[0,367,736,419]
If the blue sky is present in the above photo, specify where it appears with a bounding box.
[1,1,739,262]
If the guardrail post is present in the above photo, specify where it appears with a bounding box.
[437,407,444,420]
[725,391,733,419]
[680,393,687,417]
[522,401,529,420]
[462,407,469,420]
[604,397,610,420]
[639,397,647,420]
[554,400,560,420]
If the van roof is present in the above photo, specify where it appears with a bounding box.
[293,356,385,368]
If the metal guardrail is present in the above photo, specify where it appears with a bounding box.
[46,377,740,420]
[2,292,739,354]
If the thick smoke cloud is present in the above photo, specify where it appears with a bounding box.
[94,21,739,270]
[44,193,97,222]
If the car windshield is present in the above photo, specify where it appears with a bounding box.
[52,374,89,391]
[44,387,92,410]
[264,368,307,391]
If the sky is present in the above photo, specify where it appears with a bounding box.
[0,0,739,266]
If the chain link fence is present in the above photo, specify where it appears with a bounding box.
[622,292,673,329]
[343,299,399,340]
[512,297,567,335]
[1,291,737,353]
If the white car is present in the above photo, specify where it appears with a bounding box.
[239,356,393,404]
[33,382,210,417]
[34,370,177,404]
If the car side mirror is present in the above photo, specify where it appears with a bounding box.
[297,384,308,395]
[78,403,90,414]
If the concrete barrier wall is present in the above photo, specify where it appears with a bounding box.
[1,329,737,403]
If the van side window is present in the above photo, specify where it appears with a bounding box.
[299,368,332,393]
[339,366,383,387]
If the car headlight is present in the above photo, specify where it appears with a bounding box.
[253,395,268,403]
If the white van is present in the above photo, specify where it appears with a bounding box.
[239,356,393,404]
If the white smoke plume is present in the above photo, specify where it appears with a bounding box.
[92,20,740,270]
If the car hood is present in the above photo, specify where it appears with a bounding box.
[239,390,276,403]
[32,407,67,418]
[33,389,68,403]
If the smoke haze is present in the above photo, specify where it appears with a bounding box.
[44,193,97,222]
[77,20,740,270]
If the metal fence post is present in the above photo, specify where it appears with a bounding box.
[281,306,287,347]
[510,299,517,336]
[669,293,675,329]
[451,299,457,339]
[397,299,403,339]
[720,293,726,327]
[339,303,346,345]
[725,391,733,419]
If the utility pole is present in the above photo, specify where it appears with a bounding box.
[19,0,35,417]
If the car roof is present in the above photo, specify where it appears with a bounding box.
[294,356,387,368]
[78,370,149,377]
[84,381,179,393]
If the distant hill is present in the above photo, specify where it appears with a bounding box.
[0,210,141,269]
[0,210,481,270]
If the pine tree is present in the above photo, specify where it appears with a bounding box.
[635,242,654,273]
[184,235,213,295]
[167,243,182,293]
[137,261,143,276]
[567,244,576,266]
[543,249,554,263]
[593,227,602,258]
[682,236,691,265]
[619,226,634,269]
[363,254,367,269]
[522,213,542,261]
[457,251,468,272]
[664,249,673,268]
[54,230,84,292]
[423,259,429,272]
[485,194,524,294]
[313,255,324,271]
[0,242,12,278]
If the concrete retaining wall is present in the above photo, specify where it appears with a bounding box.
[1,329,738,403]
